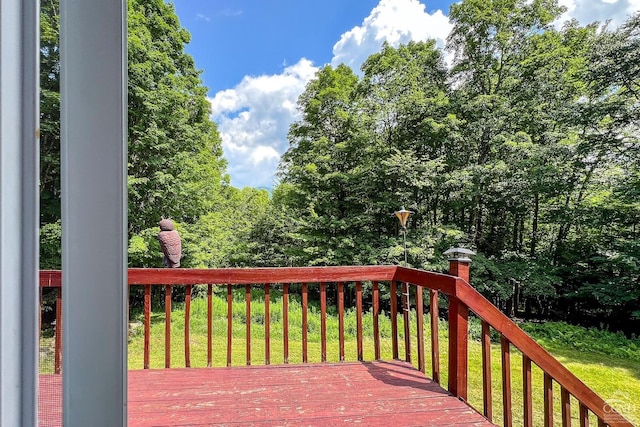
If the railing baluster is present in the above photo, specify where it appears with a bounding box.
[402,282,411,363]
[501,336,513,427]
[185,284,192,368]
[320,282,327,362]
[227,284,232,367]
[39,288,42,337]
[544,373,554,427]
[165,284,172,368]
[55,287,62,374]
[338,282,345,362]
[597,418,606,427]
[283,283,289,364]
[416,285,425,373]
[523,355,532,427]
[579,403,589,427]
[39,288,43,373]
[302,282,308,363]
[430,289,440,383]
[143,285,151,369]
[207,284,212,367]
[481,320,492,421]
[391,281,398,359]
[264,284,270,365]
[372,281,380,360]
[356,281,363,361]
[562,387,571,427]
[245,284,251,366]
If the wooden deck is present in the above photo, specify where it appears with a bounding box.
[40,361,492,426]
[39,267,632,425]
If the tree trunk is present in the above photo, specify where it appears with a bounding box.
[512,213,519,251]
[524,297,532,317]
[530,192,539,257]
[510,281,517,317]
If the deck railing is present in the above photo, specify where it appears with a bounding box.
[39,265,632,427]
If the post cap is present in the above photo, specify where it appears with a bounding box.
[444,247,476,262]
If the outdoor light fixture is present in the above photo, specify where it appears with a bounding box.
[394,207,413,267]
[394,207,413,231]
[443,247,476,262]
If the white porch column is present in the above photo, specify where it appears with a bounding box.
[60,0,128,425]
[0,0,40,425]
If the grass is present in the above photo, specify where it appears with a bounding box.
[41,287,640,426]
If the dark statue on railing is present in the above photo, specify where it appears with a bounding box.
[157,218,181,268]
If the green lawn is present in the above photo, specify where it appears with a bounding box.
[41,289,640,426]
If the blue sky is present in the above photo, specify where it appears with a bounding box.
[172,0,639,189]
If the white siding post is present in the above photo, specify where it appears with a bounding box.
[0,0,40,425]
[60,0,127,425]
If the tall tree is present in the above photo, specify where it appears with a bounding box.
[279,64,370,266]
[127,0,227,234]
[39,0,229,268]
[358,41,453,230]
[551,14,640,326]
[40,0,61,223]
[447,0,565,254]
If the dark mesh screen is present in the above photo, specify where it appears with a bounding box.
[39,287,62,426]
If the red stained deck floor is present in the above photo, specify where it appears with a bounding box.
[40,361,493,426]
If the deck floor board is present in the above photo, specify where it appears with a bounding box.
[40,360,493,426]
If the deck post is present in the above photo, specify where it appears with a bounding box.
[445,248,474,401]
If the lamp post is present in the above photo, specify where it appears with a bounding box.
[394,207,413,362]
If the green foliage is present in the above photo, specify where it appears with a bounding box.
[468,317,640,362]
[40,220,61,269]
[127,0,228,235]
[182,187,270,267]
[467,317,502,343]
[521,322,640,361]
[40,0,61,224]
[38,0,639,333]
[277,42,454,269]
[40,0,231,268]
[128,227,162,267]
[267,2,639,331]
[232,184,301,267]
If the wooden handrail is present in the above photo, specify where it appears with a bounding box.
[393,267,457,295]
[129,266,397,285]
[40,266,397,287]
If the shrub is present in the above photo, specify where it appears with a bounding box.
[521,321,640,361]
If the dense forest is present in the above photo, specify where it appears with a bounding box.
[39,0,639,334]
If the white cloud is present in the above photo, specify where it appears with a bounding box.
[250,146,280,165]
[211,1,453,188]
[209,59,318,188]
[219,9,243,17]
[558,0,639,27]
[331,0,452,71]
